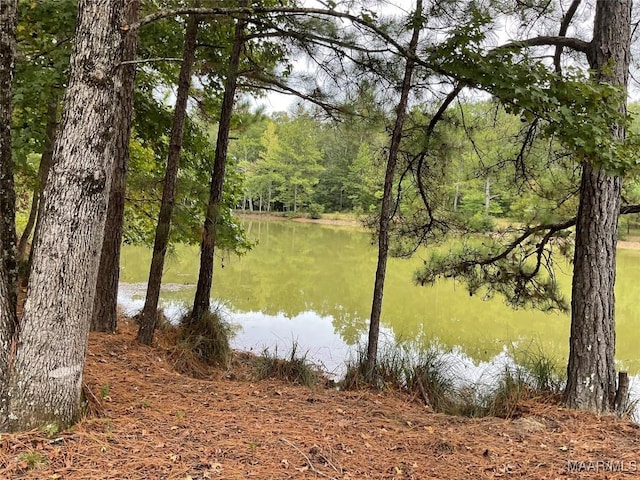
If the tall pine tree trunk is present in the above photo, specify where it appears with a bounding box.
[365,0,422,381]
[0,0,18,428]
[484,177,491,214]
[0,0,17,312]
[564,0,631,412]
[137,13,198,344]
[189,10,246,324]
[2,0,126,431]
[92,0,140,332]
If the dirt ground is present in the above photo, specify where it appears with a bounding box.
[1,321,639,480]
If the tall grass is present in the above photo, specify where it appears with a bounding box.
[341,341,565,418]
[168,308,235,377]
[407,349,456,412]
[342,343,411,391]
[253,341,322,387]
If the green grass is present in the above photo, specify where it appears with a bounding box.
[406,349,456,412]
[100,383,110,399]
[515,347,565,394]
[39,423,59,438]
[17,451,47,470]
[341,341,564,419]
[253,341,321,387]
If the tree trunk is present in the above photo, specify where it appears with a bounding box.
[453,182,460,212]
[267,184,271,212]
[2,0,126,432]
[137,12,199,345]
[189,10,246,324]
[92,0,140,333]
[0,0,18,428]
[17,99,59,265]
[484,177,490,214]
[365,0,422,381]
[564,0,631,412]
[0,0,17,309]
[293,184,297,213]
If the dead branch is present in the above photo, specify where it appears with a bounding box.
[280,437,339,480]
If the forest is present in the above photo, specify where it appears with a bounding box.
[1,0,639,449]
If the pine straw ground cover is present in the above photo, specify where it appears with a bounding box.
[1,321,640,479]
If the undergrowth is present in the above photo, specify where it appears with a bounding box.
[341,342,565,419]
[168,309,234,377]
[253,341,321,387]
[16,451,47,470]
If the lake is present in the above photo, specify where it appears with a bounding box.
[118,217,640,381]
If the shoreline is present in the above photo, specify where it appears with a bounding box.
[235,211,640,249]
[1,320,638,479]
[234,210,364,227]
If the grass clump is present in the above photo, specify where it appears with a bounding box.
[342,343,413,391]
[485,366,531,418]
[39,423,59,438]
[341,341,564,419]
[407,350,456,412]
[449,352,564,419]
[17,451,47,470]
[253,342,321,387]
[168,309,234,377]
[516,348,565,394]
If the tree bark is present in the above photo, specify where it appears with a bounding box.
[137,12,199,344]
[0,0,18,428]
[564,0,631,412]
[365,0,422,381]
[189,8,247,324]
[484,177,491,214]
[0,0,17,300]
[92,0,140,333]
[2,0,126,431]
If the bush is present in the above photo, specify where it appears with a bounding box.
[307,203,324,219]
[466,212,495,233]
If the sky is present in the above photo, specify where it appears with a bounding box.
[253,1,640,112]
[254,0,416,113]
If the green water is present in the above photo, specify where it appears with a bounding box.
[120,218,640,373]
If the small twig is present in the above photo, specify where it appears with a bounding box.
[321,445,341,474]
[280,437,338,480]
[413,367,432,408]
[82,383,106,417]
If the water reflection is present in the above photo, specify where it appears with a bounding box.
[119,218,640,374]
